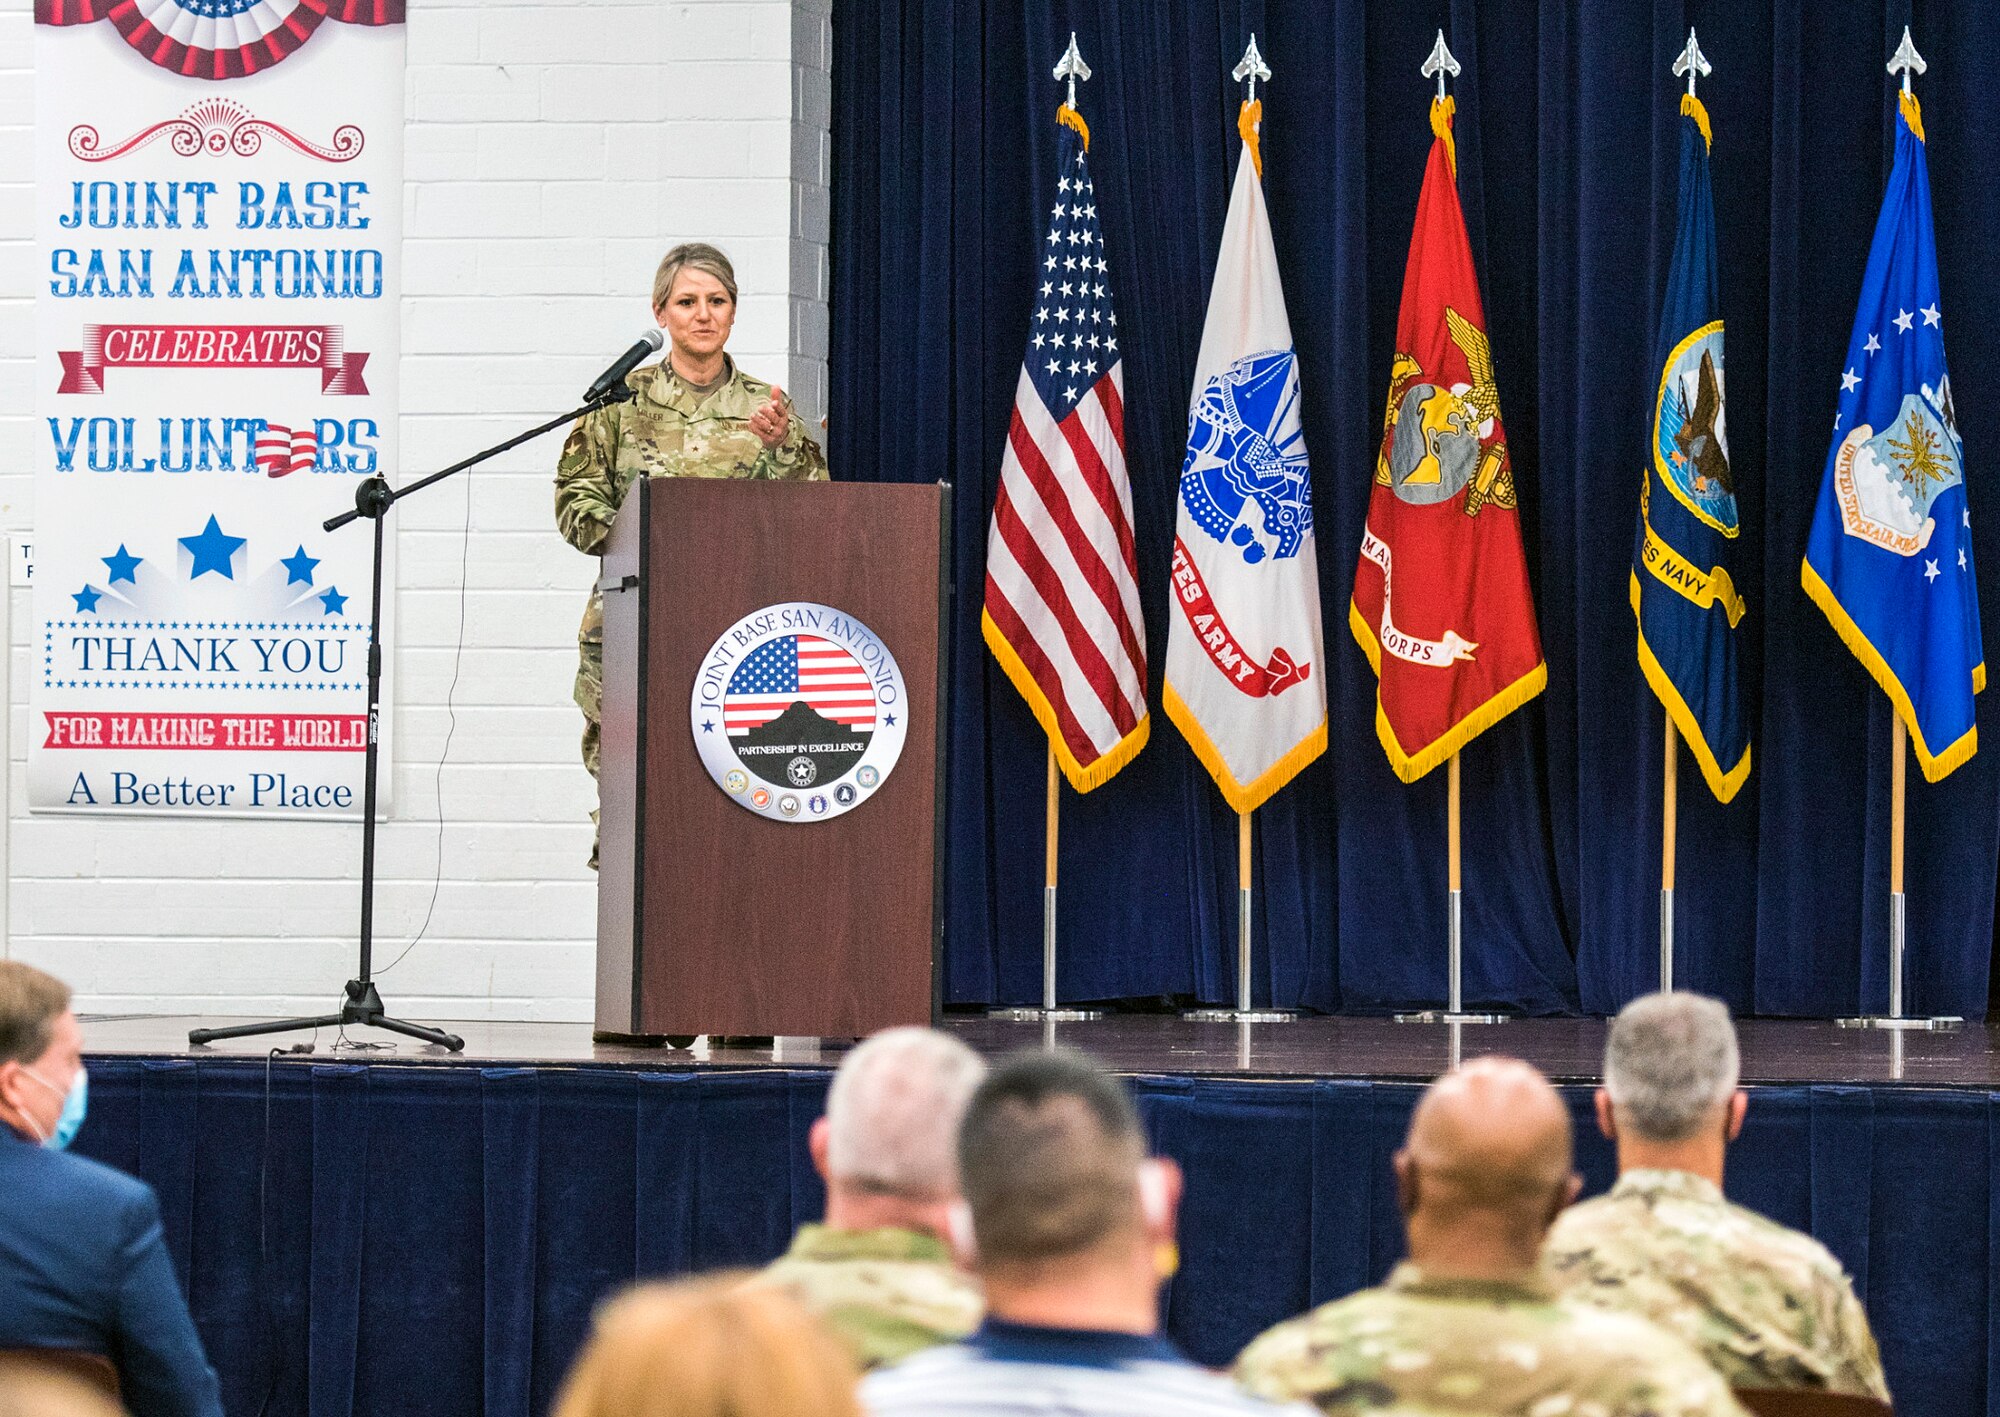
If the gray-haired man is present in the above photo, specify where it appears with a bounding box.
[756,1027,987,1370]
[1543,992,1890,1399]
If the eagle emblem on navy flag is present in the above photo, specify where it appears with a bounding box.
[1655,323,1738,534]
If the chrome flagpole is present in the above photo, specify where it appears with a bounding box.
[1386,34,1502,1030]
[1655,29,1710,996]
[1833,31,1959,1035]
[1661,720,1678,991]
[1181,34,1296,1029]
[1398,751,1505,1024]
[1186,807,1295,1023]
[1838,713,1957,1030]
[992,744,1102,1024]
[989,32,1105,1029]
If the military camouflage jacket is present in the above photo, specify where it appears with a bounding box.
[554,356,828,641]
[754,1224,982,1372]
[1234,1263,1748,1417]
[1543,1168,1890,1400]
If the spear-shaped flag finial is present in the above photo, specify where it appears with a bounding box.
[1888,26,1926,95]
[1673,28,1712,97]
[1233,34,1271,106]
[1422,30,1460,103]
[1054,32,1091,110]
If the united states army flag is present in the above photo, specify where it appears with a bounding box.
[1164,102,1326,811]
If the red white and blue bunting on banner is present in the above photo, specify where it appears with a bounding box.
[37,0,405,81]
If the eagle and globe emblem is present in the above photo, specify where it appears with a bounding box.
[1380,308,1517,517]
[690,601,909,824]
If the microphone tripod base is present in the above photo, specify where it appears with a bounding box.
[188,979,464,1051]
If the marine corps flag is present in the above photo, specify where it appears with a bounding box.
[1803,88,1982,781]
[1164,99,1326,811]
[1351,95,1545,782]
[1632,93,1751,802]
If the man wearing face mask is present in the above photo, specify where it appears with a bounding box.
[862,1048,1304,1417]
[554,241,828,868]
[1543,992,1889,1399]
[0,962,223,1417]
[1235,1057,1746,1417]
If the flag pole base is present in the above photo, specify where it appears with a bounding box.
[1182,1007,1298,1024]
[1838,890,1955,1027]
[1835,1015,1961,1031]
[1397,885,1501,1023]
[987,1006,1104,1023]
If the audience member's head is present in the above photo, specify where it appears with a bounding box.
[552,1274,859,1417]
[1598,991,1746,1177]
[955,1048,1180,1333]
[0,962,86,1150]
[0,1361,124,1417]
[810,1027,986,1239]
[1394,1056,1579,1280]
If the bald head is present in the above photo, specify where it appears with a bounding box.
[1397,1058,1579,1274]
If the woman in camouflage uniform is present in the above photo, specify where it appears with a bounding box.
[554,243,827,866]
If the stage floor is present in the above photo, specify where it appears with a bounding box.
[79,1011,2000,1088]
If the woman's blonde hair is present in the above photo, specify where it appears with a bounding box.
[651,243,738,314]
[552,1274,861,1417]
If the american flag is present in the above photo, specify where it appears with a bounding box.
[981,111,1149,791]
[256,423,317,478]
[724,634,876,737]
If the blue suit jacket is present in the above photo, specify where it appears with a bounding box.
[0,1124,223,1417]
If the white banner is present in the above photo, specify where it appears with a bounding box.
[32,5,405,818]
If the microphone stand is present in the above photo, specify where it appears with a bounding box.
[189,387,637,1051]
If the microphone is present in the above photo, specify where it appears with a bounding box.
[583,327,665,403]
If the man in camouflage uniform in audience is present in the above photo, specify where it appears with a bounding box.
[753,1028,985,1370]
[554,242,825,865]
[1235,1058,1747,1417]
[1544,992,1890,1400]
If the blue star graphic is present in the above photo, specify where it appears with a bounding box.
[702,720,715,733]
[72,585,102,613]
[180,516,247,580]
[884,712,897,727]
[319,586,349,616]
[280,545,321,586]
[102,545,142,584]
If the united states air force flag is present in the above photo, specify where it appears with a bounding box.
[1632,94,1750,802]
[1803,91,1983,782]
[1164,100,1326,812]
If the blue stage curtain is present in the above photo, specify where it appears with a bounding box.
[829,0,2000,1016]
[72,1059,2000,1417]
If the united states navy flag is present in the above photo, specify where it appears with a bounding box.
[1803,91,1983,782]
[1632,94,1750,802]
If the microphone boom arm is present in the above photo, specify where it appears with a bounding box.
[326,386,634,532]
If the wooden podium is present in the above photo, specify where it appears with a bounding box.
[593,477,948,1042]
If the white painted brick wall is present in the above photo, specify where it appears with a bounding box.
[789,0,831,427]
[0,0,829,1022]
